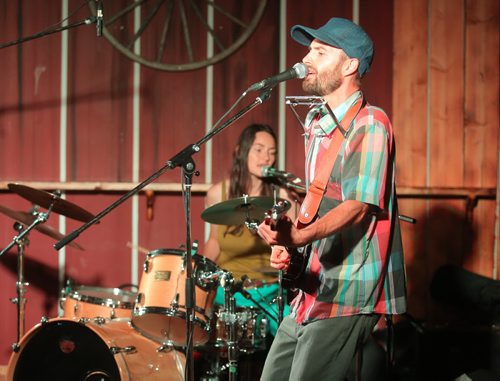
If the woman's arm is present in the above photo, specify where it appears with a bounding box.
[203,181,224,262]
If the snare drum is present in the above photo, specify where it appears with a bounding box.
[7,318,185,381]
[132,249,221,346]
[60,285,136,319]
[210,306,268,353]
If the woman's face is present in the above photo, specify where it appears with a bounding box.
[247,131,277,178]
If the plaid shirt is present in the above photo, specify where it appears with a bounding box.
[291,91,407,324]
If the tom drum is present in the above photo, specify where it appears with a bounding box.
[60,285,136,319]
[132,248,222,346]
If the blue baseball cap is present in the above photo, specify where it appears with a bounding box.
[291,17,374,77]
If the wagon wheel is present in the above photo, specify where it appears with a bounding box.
[89,0,268,71]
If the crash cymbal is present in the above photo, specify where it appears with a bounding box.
[0,204,84,250]
[201,196,290,226]
[8,183,95,223]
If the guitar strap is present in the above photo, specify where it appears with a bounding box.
[298,96,365,225]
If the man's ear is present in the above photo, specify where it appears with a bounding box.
[344,58,360,77]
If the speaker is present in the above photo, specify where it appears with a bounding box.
[430,265,500,323]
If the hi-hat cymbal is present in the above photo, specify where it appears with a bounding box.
[8,183,95,223]
[0,204,84,250]
[201,196,290,226]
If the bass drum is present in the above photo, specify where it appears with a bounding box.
[7,318,185,381]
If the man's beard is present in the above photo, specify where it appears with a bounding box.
[302,60,344,96]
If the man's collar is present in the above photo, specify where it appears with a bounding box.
[313,91,362,136]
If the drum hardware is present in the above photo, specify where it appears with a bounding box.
[1,205,55,351]
[198,270,228,286]
[93,316,107,325]
[144,258,151,273]
[156,340,176,352]
[244,219,260,233]
[212,307,268,354]
[171,293,180,309]
[110,345,137,355]
[39,316,49,324]
[220,272,240,381]
[71,302,80,316]
[199,273,271,380]
[136,292,144,305]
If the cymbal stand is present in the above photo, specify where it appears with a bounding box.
[0,205,54,351]
[9,223,28,352]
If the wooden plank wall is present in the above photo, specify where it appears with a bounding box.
[0,0,498,367]
[394,0,499,323]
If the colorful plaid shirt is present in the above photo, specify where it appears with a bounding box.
[291,91,407,324]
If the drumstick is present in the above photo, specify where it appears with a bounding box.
[126,241,150,255]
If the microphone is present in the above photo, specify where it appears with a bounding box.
[261,165,297,180]
[248,62,308,92]
[96,0,103,37]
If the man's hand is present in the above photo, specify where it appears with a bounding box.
[257,215,305,247]
[270,245,290,271]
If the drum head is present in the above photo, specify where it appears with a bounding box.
[12,320,119,381]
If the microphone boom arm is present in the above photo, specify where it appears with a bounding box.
[0,16,98,50]
[55,88,273,251]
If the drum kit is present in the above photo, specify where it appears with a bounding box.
[0,183,288,381]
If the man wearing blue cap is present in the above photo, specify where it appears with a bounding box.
[258,18,407,380]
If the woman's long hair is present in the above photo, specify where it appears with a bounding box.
[228,123,277,199]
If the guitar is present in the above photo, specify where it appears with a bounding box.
[265,201,311,289]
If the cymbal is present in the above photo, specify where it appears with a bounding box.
[0,204,84,250]
[8,183,95,223]
[201,196,290,226]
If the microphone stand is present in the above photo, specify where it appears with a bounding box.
[54,88,273,381]
[0,15,100,50]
